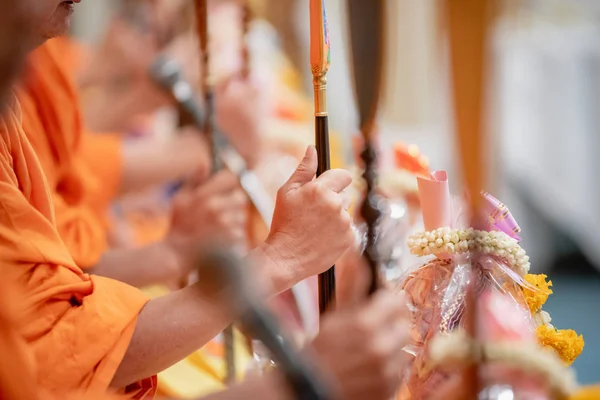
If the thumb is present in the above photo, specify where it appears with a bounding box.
[282,145,318,191]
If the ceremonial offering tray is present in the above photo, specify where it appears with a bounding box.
[397,171,584,400]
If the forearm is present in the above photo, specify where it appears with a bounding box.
[120,141,193,193]
[120,134,208,193]
[111,241,299,387]
[204,373,293,400]
[111,281,231,388]
[153,374,292,400]
[89,242,183,288]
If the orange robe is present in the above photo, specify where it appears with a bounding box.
[0,95,155,397]
[17,37,123,269]
[0,268,39,400]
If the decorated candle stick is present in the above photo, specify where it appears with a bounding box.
[240,0,251,79]
[309,0,336,315]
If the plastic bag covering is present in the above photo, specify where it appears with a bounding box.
[400,254,536,399]
[475,290,553,400]
[354,196,412,286]
[398,171,540,400]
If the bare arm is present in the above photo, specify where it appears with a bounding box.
[88,241,184,288]
[198,374,292,400]
[112,149,354,387]
[110,241,296,388]
[150,374,292,400]
[120,130,210,194]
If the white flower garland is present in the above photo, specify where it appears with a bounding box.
[428,330,578,398]
[534,310,553,329]
[407,227,531,276]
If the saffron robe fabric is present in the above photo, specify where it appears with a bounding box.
[16,37,252,398]
[0,95,155,398]
[17,37,122,269]
[0,268,39,400]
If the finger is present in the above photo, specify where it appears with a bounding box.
[385,319,411,355]
[200,192,247,218]
[219,210,248,228]
[340,188,353,211]
[186,164,211,188]
[361,290,406,327]
[214,75,234,95]
[218,225,246,245]
[315,169,352,193]
[336,250,371,310]
[281,146,318,191]
[195,170,239,196]
[223,189,248,208]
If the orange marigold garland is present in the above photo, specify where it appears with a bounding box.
[536,325,585,366]
[523,273,553,312]
[521,273,584,365]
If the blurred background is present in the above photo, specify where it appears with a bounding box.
[69,0,599,383]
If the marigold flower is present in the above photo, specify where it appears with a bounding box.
[522,274,553,312]
[536,325,584,366]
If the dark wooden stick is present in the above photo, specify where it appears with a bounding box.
[309,0,336,316]
[445,0,493,397]
[195,0,235,384]
[241,0,252,80]
[347,0,386,296]
[196,0,221,173]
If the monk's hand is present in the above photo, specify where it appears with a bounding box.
[166,170,247,273]
[215,77,267,169]
[307,290,410,400]
[335,247,371,308]
[265,145,354,283]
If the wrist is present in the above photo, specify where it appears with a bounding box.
[250,235,300,296]
[172,130,211,180]
[161,234,192,278]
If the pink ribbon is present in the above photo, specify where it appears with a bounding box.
[481,191,521,241]
[417,171,522,241]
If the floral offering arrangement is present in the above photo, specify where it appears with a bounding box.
[397,171,584,400]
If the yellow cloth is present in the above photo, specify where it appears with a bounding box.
[143,286,252,398]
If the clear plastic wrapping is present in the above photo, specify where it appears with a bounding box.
[399,252,537,399]
[394,171,573,400]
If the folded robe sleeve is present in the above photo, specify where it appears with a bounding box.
[0,107,155,399]
[18,39,124,269]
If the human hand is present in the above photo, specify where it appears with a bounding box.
[265,145,354,283]
[215,77,268,169]
[335,247,371,308]
[309,290,411,400]
[166,170,247,273]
